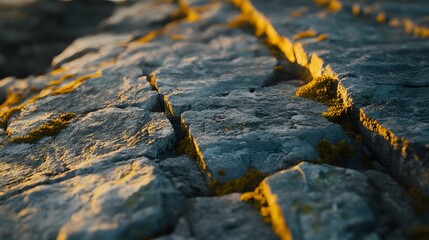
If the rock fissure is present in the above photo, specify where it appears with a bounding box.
[1,0,428,239]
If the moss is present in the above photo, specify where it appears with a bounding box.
[241,186,272,223]
[296,75,361,138]
[359,109,408,155]
[296,76,338,106]
[293,201,314,214]
[208,168,266,196]
[317,34,328,41]
[314,0,342,12]
[293,29,317,39]
[9,113,76,144]
[176,135,198,159]
[52,70,102,95]
[316,139,354,165]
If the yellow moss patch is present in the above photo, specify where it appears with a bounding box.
[48,73,77,85]
[208,168,266,196]
[176,134,198,159]
[375,12,386,24]
[359,109,408,156]
[317,139,354,165]
[0,92,24,110]
[9,113,76,144]
[49,67,66,76]
[51,70,102,95]
[316,33,328,41]
[241,186,272,223]
[314,0,342,13]
[296,76,338,105]
[293,29,317,39]
[262,181,293,240]
[176,0,199,22]
[134,30,160,44]
[171,34,187,41]
[352,3,360,16]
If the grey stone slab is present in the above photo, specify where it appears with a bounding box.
[182,193,277,240]
[252,0,429,194]
[1,107,176,196]
[7,65,157,140]
[159,155,210,197]
[341,0,429,28]
[0,157,185,240]
[262,162,416,240]
[182,84,361,181]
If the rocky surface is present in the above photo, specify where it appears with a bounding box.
[262,162,415,240]
[0,157,184,240]
[251,0,429,196]
[156,194,277,240]
[0,0,428,239]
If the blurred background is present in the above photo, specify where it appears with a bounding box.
[0,0,126,79]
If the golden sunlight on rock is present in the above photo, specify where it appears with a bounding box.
[0,0,428,239]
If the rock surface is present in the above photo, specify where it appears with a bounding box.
[262,162,416,240]
[0,0,428,240]
[159,156,210,197]
[0,157,184,240]
[251,0,429,195]
[159,194,277,240]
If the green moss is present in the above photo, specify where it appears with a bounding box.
[316,139,354,166]
[293,201,314,214]
[9,113,76,144]
[208,168,266,196]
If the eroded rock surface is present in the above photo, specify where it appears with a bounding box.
[0,158,184,240]
[160,194,277,240]
[0,0,428,239]
[251,0,429,196]
[262,162,416,240]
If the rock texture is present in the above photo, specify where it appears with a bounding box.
[262,162,415,240]
[0,158,184,240]
[0,0,428,239]
[251,0,429,196]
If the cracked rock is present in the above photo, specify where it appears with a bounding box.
[159,155,210,197]
[1,107,176,195]
[262,162,416,240]
[160,193,277,240]
[0,157,185,240]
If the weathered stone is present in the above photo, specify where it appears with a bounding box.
[262,162,416,240]
[142,2,361,181]
[0,157,185,240]
[181,194,277,240]
[159,156,210,197]
[251,0,429,195]
[1,0,427,239]
[182,84,361,181]
[1,107,176,196]
[341,0,429,28]
[7,65,157,139]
